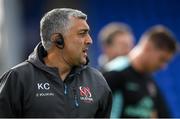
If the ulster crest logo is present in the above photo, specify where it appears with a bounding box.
[79,86,94,103]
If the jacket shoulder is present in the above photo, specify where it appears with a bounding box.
[0,61,34,84]
[11,61,33,71]
[85,66,104,80]
[84,66,111,91]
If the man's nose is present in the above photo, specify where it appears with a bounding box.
[86,35,93,44]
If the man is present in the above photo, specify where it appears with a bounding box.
[103,25,178,118]
[98,22,134,72]
[0,8,112,118]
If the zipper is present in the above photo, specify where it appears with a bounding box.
[73,88,79,108]
[64,83,68,95]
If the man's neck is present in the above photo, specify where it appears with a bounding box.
[128,47,146,73]
[44,53,71,81]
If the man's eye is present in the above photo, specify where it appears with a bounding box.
[79,32,88,35]
[79,32,85,34]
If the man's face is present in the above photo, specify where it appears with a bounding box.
[112,33,134,55]
[145,47,173,72]
[106,33,134,60]
[63,18,92,66]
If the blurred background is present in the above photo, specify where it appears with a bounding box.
[0,0,180,117]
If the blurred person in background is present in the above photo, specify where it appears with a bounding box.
[0,8,112,118]
[98,22,135,72]
[103,25,178,118]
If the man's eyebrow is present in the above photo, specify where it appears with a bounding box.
[79,28,90,32]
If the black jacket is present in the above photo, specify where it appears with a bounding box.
[0,43,112,118]
[103,56,170,118]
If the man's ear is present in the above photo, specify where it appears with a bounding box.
[144,40,156,53]
[50,33,60,42]
[51,33,64,49]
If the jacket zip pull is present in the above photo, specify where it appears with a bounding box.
[73,88,79,108]
[64,83,68,95]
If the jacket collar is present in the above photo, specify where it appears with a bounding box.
[27,42,87,78]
